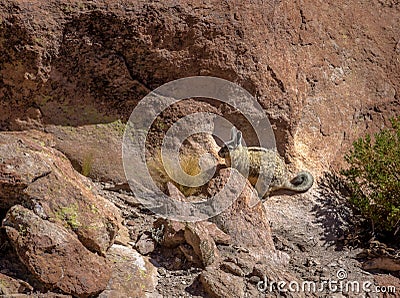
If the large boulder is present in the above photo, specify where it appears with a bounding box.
[3,205,111,297]
[0,130,122,255]
[0,130,126,296]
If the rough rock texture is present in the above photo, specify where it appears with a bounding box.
[135,232,156,255]
[154,168,295,296]
[1,0,398,182]
[154,218,186,248]
[3,205,111,297]
[184,222,220,267]
[99,244,159,298]
[0,130,121,255]
[200,267,245,298]
[207,168,276,255]
[0,130,127,296]
[0,273,33,295]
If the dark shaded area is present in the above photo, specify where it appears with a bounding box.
[185,275,210,298]
[312,172,364,250]
[0,228,45,294]
[314,172,400,252]
[149,245,208,297]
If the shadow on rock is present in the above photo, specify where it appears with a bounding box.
[311,172,359,250]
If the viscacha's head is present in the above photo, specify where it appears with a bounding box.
[218,127,243,158]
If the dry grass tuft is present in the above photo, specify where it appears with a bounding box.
[147,150,203,197]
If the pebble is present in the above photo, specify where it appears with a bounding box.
[158,267,167,276]
[249,276,261,284]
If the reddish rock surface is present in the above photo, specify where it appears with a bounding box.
[154,218,186,248]
[200,267,245,298]
[0,273,33,295]
[0,130,127,296]
[207,168,276,255]
[0,130,122,255]
[1,0,398,181]
[3,205,111,297]
[184,222,220,267]
[100,244,159,298]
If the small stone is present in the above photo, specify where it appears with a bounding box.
[221,261,245,277]
[249,276,261,284]
[157,267,167,276]
[135,233,156,255]
[153,218,185,248]
[126,220,135,226]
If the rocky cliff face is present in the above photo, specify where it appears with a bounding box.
[1,0,399,179]
[0,0,399,297]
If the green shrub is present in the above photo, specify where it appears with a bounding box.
[341,117,400,236]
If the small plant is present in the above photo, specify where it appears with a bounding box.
[81,152,94,177]
[341,117,400,237]
[151,224,164,244]
[55,204,81,230]
[147,150,203,197]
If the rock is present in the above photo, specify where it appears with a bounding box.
[198,167,296,295]
[207,168,276,256]
[362,257,400,272]
[100,244,158,298]
[200,267,245,298]
[45,123,127,184]
[220,262,245,277]
[135,233,156,255]
[198,221,231,245]
[0,273,33,295]
[0,131,122,255]
[184,222,219,267]
[166,181,187,201]
[153,216,230,252]
[248,275,261,284]
[3,205,111,297]
[0,132,54,209]
[179,244,203,267]
[157,267,167,276]
[113,223,131,247]
[153,218,186,248]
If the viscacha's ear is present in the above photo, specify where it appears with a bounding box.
[235,131,242,147]
[230,126,237,141]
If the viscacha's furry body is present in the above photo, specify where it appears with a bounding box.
[218,128,314,199]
